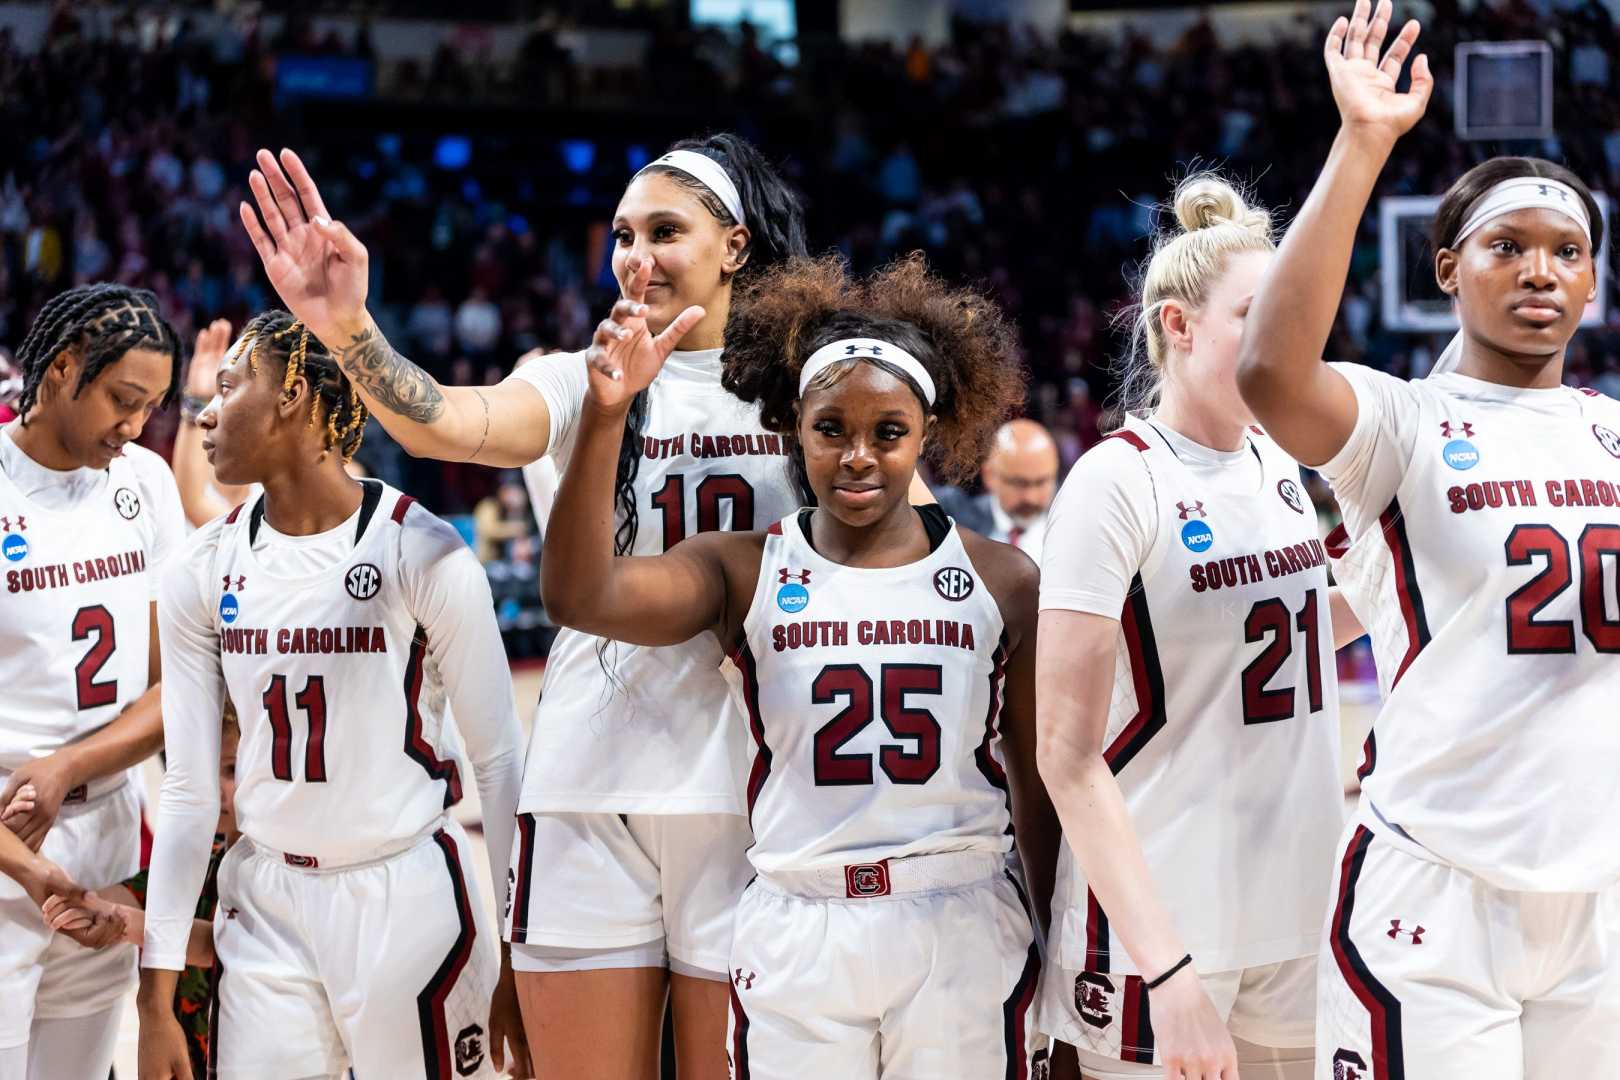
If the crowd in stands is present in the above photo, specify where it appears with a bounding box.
[4,0,1620,533]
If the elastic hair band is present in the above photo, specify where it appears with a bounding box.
[637,150,746,226]
[799,338,936,407]
[1144,953,1193,992]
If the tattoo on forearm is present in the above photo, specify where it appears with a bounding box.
[470,389,491,461]
[332,327,447,423]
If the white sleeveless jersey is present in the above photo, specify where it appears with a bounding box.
[197,483,475,863]
[1323,366,1620,892]
[0,439,182,770]
[719,509,1014,873]
[511,349,800,814]
[1043,416,1343,976]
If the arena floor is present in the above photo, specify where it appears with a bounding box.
[110,669,1376,1073]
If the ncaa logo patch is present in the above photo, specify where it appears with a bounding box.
[1277,477,1306,514]
[453,1023,485,1076]
[776,583,810,613]
[1594,424,1620,459]
[345,563,382,601]
[933,566,974,601]
[1442,438,1480,471]
[219,593,240,624]
[2,532,28,563]
[113,487,141,520]
[1180,519,1214,553]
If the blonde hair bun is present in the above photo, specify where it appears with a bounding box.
[1173,173,1272,238]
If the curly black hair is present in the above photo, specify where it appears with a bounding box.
[235,309,368,462]
[723,253,1026,484]
[15,283,181,423]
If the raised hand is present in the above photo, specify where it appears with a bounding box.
[185,318,232,400]
[583,254,705,411]
[239,148,371,349]
[1324,0,1433,142]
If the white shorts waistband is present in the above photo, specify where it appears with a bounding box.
[757,850,1004,900]
[244,817,447,873]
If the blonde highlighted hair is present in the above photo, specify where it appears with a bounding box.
[1116,172,1274,414]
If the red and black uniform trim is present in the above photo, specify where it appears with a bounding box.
[1356,729,1378,782]
[974,635,1013,831]
[1119,975,1155,1064]
[729,979,752,1080]
[206,954,224,1080]
[1378,499,1430,688]
[1084,888,1111,972]
[1329,826,1405,1080]
[1103,576,1166,774]
[418,829,477,1080]
[403,624,464,808]
[731,640,773,824]
[1100,429,1151,453]
[224,501,246,525]
[508,812,537,943]
[392,493,418,525]
[1001,870,1042,1079]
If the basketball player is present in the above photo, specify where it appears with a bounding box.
[537,251,1057,1078]
[240,138,824,1077]
[1035,175,1357,1080]
[1237,4,1620,1075]
[0,283,185,1080]
[137,311,530,1079]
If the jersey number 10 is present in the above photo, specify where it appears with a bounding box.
[650,473,755,548]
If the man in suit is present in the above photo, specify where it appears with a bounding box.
[935,418,1059,562]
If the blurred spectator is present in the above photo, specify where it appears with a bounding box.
[935,419,1060,562]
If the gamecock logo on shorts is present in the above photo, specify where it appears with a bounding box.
[1332,1049,1367,1080]
[1074,971,1113,1029]
[933,566,974,601]
[454,1023,485,1076]
[844,862,891,897]
[345,562,382,601]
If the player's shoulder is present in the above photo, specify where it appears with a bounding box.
[505,347,588,390]
[958,526,1039,598]
[385,487,474,564]
[117,441,178,491]
[1574,384,1620,417]
[1062,424,1157,495]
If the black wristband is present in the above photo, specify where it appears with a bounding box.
[1144,953,1193,991]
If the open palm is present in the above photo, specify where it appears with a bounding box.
[583,254,705,411]
[240,148,370,346]
[1324,0,1433,140]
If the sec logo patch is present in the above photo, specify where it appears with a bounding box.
[933,566,974,601]
[1594,424,1620,459]
[345,563,382,601]
[114,487,141,520]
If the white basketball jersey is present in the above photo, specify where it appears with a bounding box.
[1325,369,1620,892]
[720,508,1014,873]
[201,483,470,863]
[1050,417,1343,976]
[0,442,173,770]
[512,349,801,814]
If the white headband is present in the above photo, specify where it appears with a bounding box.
[1433,177,1594,375]
[799,338,937,407]
[1452,177,1591,248]
[637,150,746,227]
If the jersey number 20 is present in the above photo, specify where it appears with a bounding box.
[1505,524,1620,653]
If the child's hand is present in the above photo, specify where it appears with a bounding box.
[43,891,131,949]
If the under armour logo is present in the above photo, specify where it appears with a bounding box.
[1176,500,1206,520]
[222,574,245,591]
[0,516,24,532]
[778,568,811,585]
[1439,421,1475,439]
[1387,919,1425,944]
[844,343,882,357]
[733,968,756,990]
[223,906,240,920]
[1536,183,1567,201]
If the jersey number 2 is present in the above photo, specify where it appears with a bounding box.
[72,605,118,710]
[812,664,943,785]
[1505,523,1620,653]
[650,473,755,548]
[263,675,329,782]
[1240,590,1324,724]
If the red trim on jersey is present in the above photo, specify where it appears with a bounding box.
[417,829,476,1080]
[730,641,773,823]
[224,502,245,525]
[206,953,223,1079]
[1325,523,1351,560]
[402,626,464,808]
[1100,430,1150,452]
[1378,500,1431,687]
[1329,826,1406,1080]
[1000,871,1042,1079]
[1102,577,1166,774]
[974,635,1012,824]
[1356,728,1378,782]
[729,980,752,1079]
[1120,975,1155,1064]
[1084,888,1111,973]
[1579,386,1601,397]
[391,494,417,525]
[767,520,783,536]
[509,812,537,944]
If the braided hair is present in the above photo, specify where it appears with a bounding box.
[235,310,369,462]
[15,283,181,423]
